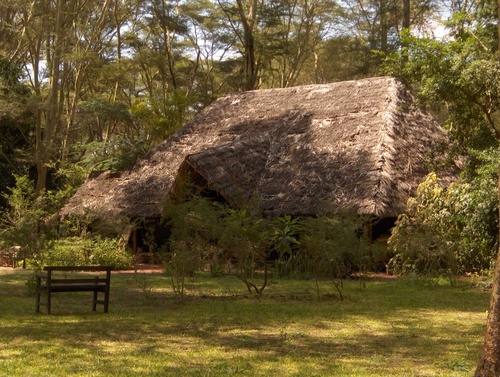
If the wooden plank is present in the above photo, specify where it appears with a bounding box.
[49,278,107,284]
[44,265,113,271]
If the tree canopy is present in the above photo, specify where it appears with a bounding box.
[0,0,445,198]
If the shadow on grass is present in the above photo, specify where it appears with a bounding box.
[0,270,490,376]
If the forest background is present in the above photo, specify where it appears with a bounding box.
[5,1,500,375]
[1,0,500,276]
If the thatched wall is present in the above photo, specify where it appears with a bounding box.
[59,76,457,221]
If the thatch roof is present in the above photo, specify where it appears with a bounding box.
[59,76,457,221]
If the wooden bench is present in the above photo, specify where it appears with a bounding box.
[35,266,113,314]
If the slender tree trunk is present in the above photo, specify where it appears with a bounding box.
[474,176,500,376]
[236,0,258,91]
[401,0,410,66]
[379,0,388,54]
[36,0,66,193]
[498,0,500,60]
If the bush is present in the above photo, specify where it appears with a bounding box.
[162,194,222,296]
[297,215,371,297]
[0,175,56,269]
[86,236,133,269]
[43,236,133,270]
[389,170,498,278]
[161,182,373,296]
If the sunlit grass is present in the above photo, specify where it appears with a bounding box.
[0,269,490,376]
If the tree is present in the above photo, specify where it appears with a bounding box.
[259,0,338,87]
[0,57,34,208]
[475,177,500,376]
[323,0,438,79]
[384,1,500,151]
[473,0,500,374]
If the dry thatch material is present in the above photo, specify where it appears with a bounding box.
[59,77,457,221]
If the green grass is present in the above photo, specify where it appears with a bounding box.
[0,269,491,376]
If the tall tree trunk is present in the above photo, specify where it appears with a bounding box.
[36,0,66,193]
[401,0,410,66]
[236,0,258,91]
[379,0,388,54]
[498,0,500,60]
[474,176,500,376]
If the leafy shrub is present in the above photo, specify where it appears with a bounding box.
[389,170,498,278]
[77,135,150,172]
[298,215,371,296]
[43,236,133,269]
[162,178,374,295]
[44,237,87,266]
[0,175,56,269]
[162,194,222,296]
[299,215,371,277]
[219,207,271,294]
[87,236,133,269]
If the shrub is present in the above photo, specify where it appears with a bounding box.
[389,170,498,278]
[42,236,133,269]
[298,215,371,296]
[0,175,55,269]
[162,194,222,296]
[86,236,133,269]
[219,207,271,294]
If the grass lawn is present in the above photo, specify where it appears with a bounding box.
[0,268,491,376]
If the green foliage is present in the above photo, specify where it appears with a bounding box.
[0,174,133,270]
[269,215,301,276]
[0,175,54,269]
[162,181,373,296]
[162,194,223,296]
[298,215,371,296]
[0,57,34,210]
[270,215,301,257]
[44,237,87,266]
[300,215,371,277]
[389,171,498,279]
[77,135,150,172]
[219,207,271,294]
[39,236,133,270]
[86,236,134,269]
[130,98,185,143]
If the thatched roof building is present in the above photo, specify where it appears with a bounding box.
[59,77,457,223]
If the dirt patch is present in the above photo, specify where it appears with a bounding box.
[115,264,164,274]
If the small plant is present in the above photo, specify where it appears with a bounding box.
[299,214,371,299]
[220,207,271,295]
[0,175,56,270]
[162,190,221,297]
[269,215,301,277]
[87,236,133,269]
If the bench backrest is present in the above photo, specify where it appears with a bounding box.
[42,266,113,286]
[43,266,114,273]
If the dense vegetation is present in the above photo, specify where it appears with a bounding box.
[1,0,500,282]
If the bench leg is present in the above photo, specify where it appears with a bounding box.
[35,276,41,313]
[92,290,98,311]
[47,291,51,315]
[35,291,41,313]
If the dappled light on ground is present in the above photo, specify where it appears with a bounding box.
[0,269,489,376]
